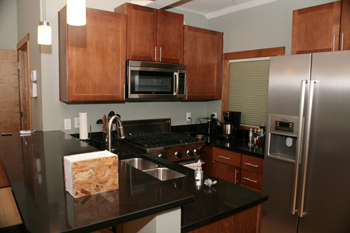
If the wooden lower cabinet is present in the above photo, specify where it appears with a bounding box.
[186,204,261,233]
[202,146,264,192]
[211,161,240,185]
[240,154,264,192]
[241,170,263,190]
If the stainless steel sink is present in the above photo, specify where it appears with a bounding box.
[142,167,185,181]
[122,158,159,170]
[122,158,185,181]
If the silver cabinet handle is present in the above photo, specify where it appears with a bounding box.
[243,177,257,183]
[218,155,230,160]
[159,47,162,61]
[244,162,258,168]
[291,79,307,215]
[333,34,336,51]
[154,46,157,61]
[298,80,317,218]
[341,33,344,51]
[234,168,239,184]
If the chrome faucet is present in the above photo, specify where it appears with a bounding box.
[107,115,125,152]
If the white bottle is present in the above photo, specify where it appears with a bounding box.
[194,167,203,180]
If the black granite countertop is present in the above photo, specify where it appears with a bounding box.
[171,125,265,159]
[0,131,193,233]
[0,130,268,233]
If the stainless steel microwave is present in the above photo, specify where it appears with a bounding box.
[126,60,186,100]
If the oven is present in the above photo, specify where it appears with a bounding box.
[122,119,205,167]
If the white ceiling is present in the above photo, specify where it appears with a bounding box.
[132,0,278,19]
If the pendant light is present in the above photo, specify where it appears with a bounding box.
[67,0,86,26]
[37,0,52,45]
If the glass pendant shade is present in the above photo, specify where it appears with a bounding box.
[37,21,52,45]
[67,0,86,26]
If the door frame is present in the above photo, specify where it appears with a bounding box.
[17,33,32,130]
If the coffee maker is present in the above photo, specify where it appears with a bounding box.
[222,111,241,139]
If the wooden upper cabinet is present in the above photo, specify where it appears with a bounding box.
[59,7,126,102]
[292,1,342,54]
[341,0,350,50]
[184,26,223,100]
[115,3,184,63]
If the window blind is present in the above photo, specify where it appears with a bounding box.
[228,60,270,127]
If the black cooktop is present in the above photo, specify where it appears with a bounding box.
[124,132,199,148]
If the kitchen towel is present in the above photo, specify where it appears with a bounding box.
[79,112,88,140]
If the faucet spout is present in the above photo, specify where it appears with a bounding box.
[107,115,125,152]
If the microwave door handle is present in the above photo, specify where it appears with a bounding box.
[174,72,179,95]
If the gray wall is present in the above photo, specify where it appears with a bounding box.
[208,0,336,55]
[0,0,18,50]
[14,0,219,134]
[3,0,337,133]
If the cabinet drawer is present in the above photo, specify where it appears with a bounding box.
[241,154,264,174]
[241,170,263,190]
[212,147,241,167]
[212,161,240,185]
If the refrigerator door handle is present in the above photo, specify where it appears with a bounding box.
[298,80,317,218]
[291,80,307,215]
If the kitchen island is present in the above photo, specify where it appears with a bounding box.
[0,131,267,233]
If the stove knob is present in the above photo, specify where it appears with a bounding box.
[174,151,182,159]
[193,149,202,156]
[158,153,166,159]
[186,150,194,157]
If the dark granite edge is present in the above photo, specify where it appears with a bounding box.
[62,197,194,233]
[181,196,268,233]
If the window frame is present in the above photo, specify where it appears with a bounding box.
[221,47,285,129]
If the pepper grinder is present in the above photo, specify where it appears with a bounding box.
[248,128,253,147]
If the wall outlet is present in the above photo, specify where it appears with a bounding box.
[212,112,217,118]
[74,117,79,128]
[64,119,71,130]
[186,112,191,121]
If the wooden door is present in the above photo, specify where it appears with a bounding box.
[115,3,157,62]
[59,7,127,102]
[0,49,20,133]
[292,1,342,54]
[184,26,223,100]
[17,34,31,130]
[157,10,184,64]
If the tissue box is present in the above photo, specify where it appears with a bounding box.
[64,151,119,198]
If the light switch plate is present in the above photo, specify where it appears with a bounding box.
[64,119,71,130]
[74,117,79,128]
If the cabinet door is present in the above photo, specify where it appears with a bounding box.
[212,147,241,167]
[241,170,263,190]
[211,161,240,185]
[117,3,157,61]
[341,0,350,50]
[157,10,184,64]
[184,26,223,100]
[291,1,342,54]
[59,7,126,102]
[241,154,264,175]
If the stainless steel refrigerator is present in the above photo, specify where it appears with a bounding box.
[261,50,350,233]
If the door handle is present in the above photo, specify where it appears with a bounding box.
[298,80,317,218]
[291,80,307,215]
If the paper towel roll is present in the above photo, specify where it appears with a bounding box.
[79,112,88,140]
